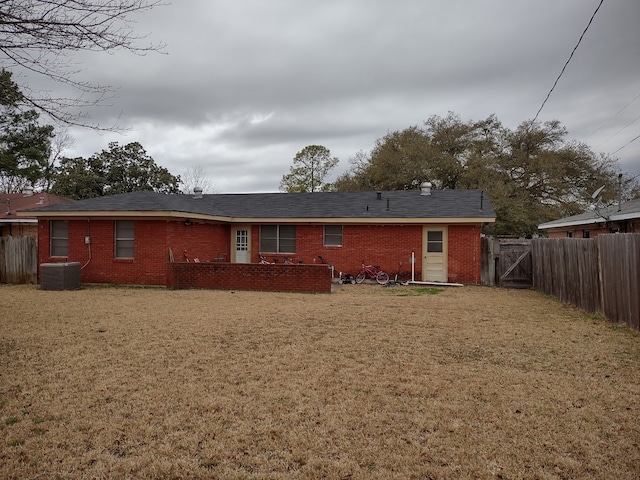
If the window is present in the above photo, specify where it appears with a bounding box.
[50,220,68,257]
[426,230,443,253]
[324,225,343,246]
[115,220,135,258]
[567,231,573,238]
[583,230,590,239]
[260,225,296,253]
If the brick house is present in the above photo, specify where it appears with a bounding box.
[0,189,74,238]
[21,184,495,288]
[538,198,640,238]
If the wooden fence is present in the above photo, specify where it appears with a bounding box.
[532,234,640,329]
[481,237,532,288]
[0,236,38,284]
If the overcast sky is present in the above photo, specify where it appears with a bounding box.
[20,0,640,193]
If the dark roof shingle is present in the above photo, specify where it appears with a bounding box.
[23,189,496,220]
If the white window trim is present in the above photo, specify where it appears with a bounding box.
[115,220,135,259]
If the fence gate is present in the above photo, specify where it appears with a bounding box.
[497,240,532,288]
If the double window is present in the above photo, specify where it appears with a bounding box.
[50,220,68,257]
[260,225,296,253]
[115,220,135,258]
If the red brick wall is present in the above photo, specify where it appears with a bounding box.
[168,262,331,293]
[38,219,232,285]
[253,224,423,280]
[38,219,484,286]
[166,222,230,263]
[447,224,481,284]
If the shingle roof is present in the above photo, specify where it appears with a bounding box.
[1,193,74,221]
[538,198,640,229]
[22,189,496,220]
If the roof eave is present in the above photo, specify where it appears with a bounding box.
[538,217,605,230]
[20,210,496,224]
[0,218,37,223]
[539,211,640,230]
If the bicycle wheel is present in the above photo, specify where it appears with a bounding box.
[376,271,389,285]
[355,271,366,284]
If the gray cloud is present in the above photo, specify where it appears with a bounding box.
[24,0,638,193]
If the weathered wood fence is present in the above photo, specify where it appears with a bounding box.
[532,234,640,330]
[481,237,533,288]
[0,236,38,284]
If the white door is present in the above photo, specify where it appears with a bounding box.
[234,228,250,263]
[423,226,448,282]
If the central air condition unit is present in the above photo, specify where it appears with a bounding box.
[40,262,82,290]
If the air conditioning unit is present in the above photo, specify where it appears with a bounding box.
[40,262,82,290]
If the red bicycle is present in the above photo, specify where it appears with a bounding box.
[355,263,389,285]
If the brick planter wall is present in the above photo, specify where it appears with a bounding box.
[167,262,332,293]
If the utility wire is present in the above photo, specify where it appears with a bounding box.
[585,92,640,141]
[612,132,640,155]
[532,0,605,123]
[595,114,640,148]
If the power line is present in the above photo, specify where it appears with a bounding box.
[585,92,640,141]
[532,0,605,124]
[612,132,640,155]
[595,114,640,149]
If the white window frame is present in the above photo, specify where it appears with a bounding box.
[324,225,343,246]
[259,225,296,253]
[115,220,135,258]
[426,230,444,253]
[50,220,68,257]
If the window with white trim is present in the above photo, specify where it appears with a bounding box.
[427,230,444,253]
[324,225,343,246]
[115,220,135,258]
[260,225,296,253]
[50,220,68,257]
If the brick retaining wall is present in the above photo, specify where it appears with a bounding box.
[167,262,332,293]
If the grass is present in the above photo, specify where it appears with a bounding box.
[1,283,639,479]
[390,286,444,296]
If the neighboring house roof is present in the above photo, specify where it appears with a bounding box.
[538,198,640,230]
[19,189,496,224]
[0,192,75,224]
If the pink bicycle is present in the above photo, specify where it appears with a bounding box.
[355,263,389,285]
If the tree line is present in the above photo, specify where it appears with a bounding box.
[282,114,639,235]
[2,68,638,236]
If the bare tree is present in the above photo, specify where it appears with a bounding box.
[39,128,75,192]
[180,166,216,194]
[0,0,165,128]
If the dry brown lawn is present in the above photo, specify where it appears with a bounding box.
[1,283,639,479]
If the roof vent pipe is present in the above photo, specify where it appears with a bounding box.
[420,182,432,196]
[193,187,203,199]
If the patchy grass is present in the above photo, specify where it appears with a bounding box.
[1,284,639,479]
[389,286,445,296]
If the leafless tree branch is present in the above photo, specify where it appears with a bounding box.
[0,0,166,129]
